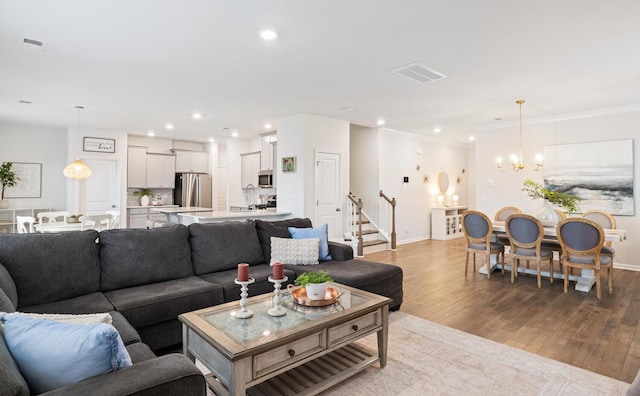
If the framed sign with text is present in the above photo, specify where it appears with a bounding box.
[83,137,116,153]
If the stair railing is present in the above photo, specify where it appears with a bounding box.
[379,190,397,250]
[347,192,364,257]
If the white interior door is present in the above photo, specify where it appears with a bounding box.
[81,159,118,215]
[315,151,341,238]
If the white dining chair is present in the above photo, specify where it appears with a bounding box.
[80,214,112,231]
[37,211,69,224]
[105,210,120,229]
[16,215,35,233]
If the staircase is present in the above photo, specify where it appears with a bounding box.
[347,191,396,257]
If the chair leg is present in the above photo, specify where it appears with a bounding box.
[473,253,476,272]
[549,258,554,285]
[486,253,491,280]
[500,251,505,275]
[595,270,602,301]
[465,251,469,276]
[609,266,614,294]
[563,263,569,294]
[536,260,541,288]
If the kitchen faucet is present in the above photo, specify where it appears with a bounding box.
[245,183,256,210]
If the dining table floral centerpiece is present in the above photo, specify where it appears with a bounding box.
[522,178,580,226]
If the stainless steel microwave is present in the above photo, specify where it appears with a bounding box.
[258,171,273,187]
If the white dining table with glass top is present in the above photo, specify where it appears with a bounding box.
[479,220,627,292]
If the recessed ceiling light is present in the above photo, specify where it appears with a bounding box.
[231,131,239,138]
[147,131,155,137]
[165,123,174,130]
[377,119,386,126]
[208,137,215,142]
[340,106,355,112]
[192,113,202,120]
[469,136,476,141]
[434,128,441,133]
[260,29,278,40]
[264,123,272,129]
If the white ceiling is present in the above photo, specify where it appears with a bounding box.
[1,1,640,144]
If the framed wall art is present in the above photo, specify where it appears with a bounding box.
[282,157,296,172]
[4,162,42,198]
[83,137,116,153]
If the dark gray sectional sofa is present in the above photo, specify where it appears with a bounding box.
[0,217,403,395]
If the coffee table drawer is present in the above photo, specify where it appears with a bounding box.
[328,309,381,347]
[253,330,326,378]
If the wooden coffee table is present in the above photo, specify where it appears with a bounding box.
[179,283,391,395]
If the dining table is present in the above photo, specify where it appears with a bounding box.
[479,220,627,293]
[33,222,83,233]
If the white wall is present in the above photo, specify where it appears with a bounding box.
[475,109,640,267]
[0,123,67,210]
[226,138,252,207]
[378,129,470,243]
[276,115,306,217]
[350,125,381,224]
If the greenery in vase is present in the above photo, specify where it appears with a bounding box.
[0,162,19,200]
[294,270,333,287]
[521,178,580,213]
[133,188,155,197]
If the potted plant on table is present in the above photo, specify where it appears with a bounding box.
[0,162,19,209]
[294,270,333,300]
[133,188,155,206]
[522,178,580,226]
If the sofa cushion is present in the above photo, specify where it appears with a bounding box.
[0,231,101,308]
[0,313,132,394]
[0,327,29,396]
[189,220,265,275]
[199,265,296,302]
[270,237,320,265]
[125,342,156,364]
[100,226,194,291]
[104,276,224,328]
[0,262,17,308]
[0,287,15,313]
[20,291,114,315]
[289,223,332,260]
[255,218,313,262]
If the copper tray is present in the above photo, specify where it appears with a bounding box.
[287,285,343,307]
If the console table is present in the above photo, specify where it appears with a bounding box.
[431,206,467,240]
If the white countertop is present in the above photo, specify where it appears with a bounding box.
[127,205,179,209]
[149,206,213,213]
[177,209,291,223]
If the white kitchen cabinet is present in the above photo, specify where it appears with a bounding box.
[127,147,147,188]
[431,206,468,240]
[128,208,149,229]
[241,152,260,187]
[146,154,175,188]
[260,135,276,171]
[175,151,209,173]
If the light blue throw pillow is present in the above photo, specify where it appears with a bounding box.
[289,223,332,261]
[0,312,132,394]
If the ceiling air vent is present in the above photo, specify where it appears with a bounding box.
[23,37,47,50]
[391,63,446,84]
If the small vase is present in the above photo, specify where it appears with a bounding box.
[140,195,150,206]
[536,200,559,227]
[306,282,329,300]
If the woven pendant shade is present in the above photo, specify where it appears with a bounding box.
[63,160,92,179]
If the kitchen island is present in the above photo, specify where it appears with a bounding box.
[150,206,215,223]
[177,209,292,225]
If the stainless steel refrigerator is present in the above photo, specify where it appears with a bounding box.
[174,173,212,207]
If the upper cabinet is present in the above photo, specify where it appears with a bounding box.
[241,152,261,187]
[175,151,209,173]
[260,135,277,171]
[127,147,147,188]
[146,154,175,188]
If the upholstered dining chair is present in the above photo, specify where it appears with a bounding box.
[557,218,613,300]
[493,206,522,244]
[37,211,69,224]
[80,214,112,231]
[505,214,554,287]
[462,211,505,279]
[15,215,35,233]
[553,209,567,221]
[582,209,616,269]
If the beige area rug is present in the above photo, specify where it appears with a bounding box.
[200,311,629,395]
[321,312,629,396]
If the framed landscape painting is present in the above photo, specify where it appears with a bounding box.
[543,139,634,215]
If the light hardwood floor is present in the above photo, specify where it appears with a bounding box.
[364,237,640,383]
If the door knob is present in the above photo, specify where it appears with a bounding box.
[336,208,341,212]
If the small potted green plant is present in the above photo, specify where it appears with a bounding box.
[133,188,155,206]
[67,214,83,223]
[0,162,19,209]
[294,270,333,300]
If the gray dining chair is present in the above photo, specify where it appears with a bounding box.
[582,209,616,258]
[493,206,522,244]
[462,211,505,279]
[557,218,613,300]
[505,214,554,287]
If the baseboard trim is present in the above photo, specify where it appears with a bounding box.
[398,236,430,245]
[615,262,640,271]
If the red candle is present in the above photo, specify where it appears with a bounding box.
[237,263,249,282]
[272,262,284,280]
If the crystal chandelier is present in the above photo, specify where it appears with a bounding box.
[496,100,543,172]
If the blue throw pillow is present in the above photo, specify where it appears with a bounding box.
[0,313,132,394]
[289,224,332,260]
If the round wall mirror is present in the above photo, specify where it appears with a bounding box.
[437,172,449,193]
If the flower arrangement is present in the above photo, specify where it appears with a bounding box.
[522,178,580,213]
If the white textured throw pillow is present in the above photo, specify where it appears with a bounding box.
[270,237,320,265]
[10,312,113,325]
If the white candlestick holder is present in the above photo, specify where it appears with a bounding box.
[267,276,288,317]
[233,278,255,319]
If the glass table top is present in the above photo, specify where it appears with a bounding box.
[200,284,371,345]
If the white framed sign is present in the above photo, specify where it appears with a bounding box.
[83,137,116,153]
